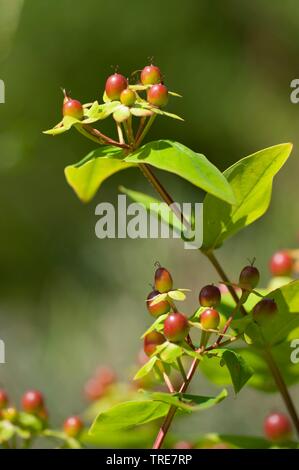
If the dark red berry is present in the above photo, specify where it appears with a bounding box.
[144,331,165,357]
[0,390,8,409]
[239,265,260,291]
[105,73,128,101]
[154,267,173,293]
[146,290,170,317]
[252,298,278,322]
[63,416,84,438]
[120,88,136,106]
[200,308,220,330]
[164,312,189,343]
[141,65,162,85]
[199,285,221,307]
[264,413,292,442]
[62,95,84,120]
[21,390,44,413]
[269,251,293,277]
[147,84,169,107]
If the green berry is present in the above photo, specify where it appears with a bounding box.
[120,88,136,106]
[154,266,173,293]
[141,65,162,85]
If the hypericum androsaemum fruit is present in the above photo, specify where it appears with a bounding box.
[269,250,293,277]
[154,266,173,293]
[120,88,136,106]
[141,65,162,85]
[62,94,84,120]
[147,84,169,107]
[2,407,18,423]
[21,390,44,413]
[0,389,8,409]
[239,265,260,291]
[105,73,128,101]
[199,285,221,307]
[252,298,278,322]
[164,312,189,343]
[200,308,220,330]
[63,416,84,438]
[144,331,165,357]
[264,413,292,442]
[146,290,170,317]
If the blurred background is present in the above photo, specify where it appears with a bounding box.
[0,0,298,445]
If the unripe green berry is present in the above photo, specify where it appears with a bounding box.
[239,265,260,291]
[120,88,136,106]
[2,407,18,423]
[264,413,292,442]
[63,416,83,438]
[154,267,173,293]
[141,65,162,85]
[199,285,221,307]
[252,298,278,323]
[147,84,169,107]
[164,312,189,343]
[144,331,165,357]
[105,73,128,101]
[147,290,170,317]
[200,308,220,330]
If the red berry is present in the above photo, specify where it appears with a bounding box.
[200,308,220,330]
[62,96,84,120]
[147,84,169,107]
[164,313,189,343]
[141,65,162,86]
[269,251,293,277]
[95,366,116,387]
[144,331,165,357]
[63,416,83,438]
[120,88,136,106]
[105,73,128,101]
[264,413,292,442]
[199,285,221,307]
[84,378,105,401]
[21,390,44,413]
[146,290,170,317]
[0,390,8,409]
[252,298,278,323]
[239,265,260,291]
[154,267,173,293]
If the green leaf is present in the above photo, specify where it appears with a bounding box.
[159,342,184,363]
[202,143,293,250]
[64,147,135,202]
[141,314,168,338]
[144,389,227,412]
[89,400,169,434]
[167,290,186,301]
[124,140,236,204]
[18,412,44,432]
[134,356,158,380]
[0,421,15,443]
[206,349,254,393]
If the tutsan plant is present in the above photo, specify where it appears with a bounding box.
[16,61,298,450]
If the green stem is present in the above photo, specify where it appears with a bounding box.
[135,114,156,148]
[177,357,187,382]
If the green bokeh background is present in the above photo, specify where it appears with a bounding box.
[0,0,298,443]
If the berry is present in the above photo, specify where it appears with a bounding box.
[144,331,165,357]
[62,95,84,120]
[141,65,162,85]
[264,413,292,442]
[95,366,116,387]
[0,389,8,409]
[2,407,18,423]
[84,378,105,401]
[200,308,220,330]
[252,298,278,322]
[199,285,221,307]
[38,407,49,422]
[239,265,260,291]
[147,84,169,107]
[270,251,293,277]
[146,290,170,317]
[21,390,44,413]
[154,267,173,293]
[63,416,83,438]
[105,73,128,101]
[164,312,189,343]
[120,88,136,106]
